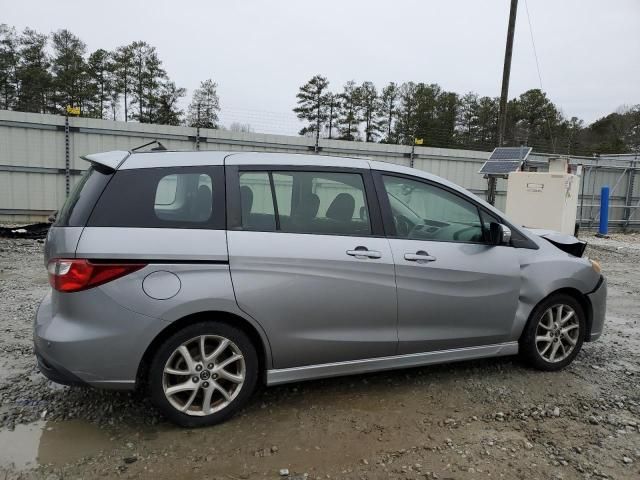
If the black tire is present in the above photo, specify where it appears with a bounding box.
[519,293,586,371]
[148,322,258,427]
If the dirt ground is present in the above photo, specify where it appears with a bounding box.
[0,233,638,480]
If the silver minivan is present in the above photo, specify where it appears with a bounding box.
[35,150,607,427]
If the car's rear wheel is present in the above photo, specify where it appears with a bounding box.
[519,293,586,371]
[148,322,258,427]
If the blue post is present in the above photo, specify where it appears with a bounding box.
[598,186,610,236]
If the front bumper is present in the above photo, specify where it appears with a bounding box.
[586,276,607,341]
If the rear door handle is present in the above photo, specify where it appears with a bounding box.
[404,250,436,263]
[346,247,382,259]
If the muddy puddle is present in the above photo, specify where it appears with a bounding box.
[0,419,114,470]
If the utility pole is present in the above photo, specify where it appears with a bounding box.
[488,0,518,205]
[498,0,518,147]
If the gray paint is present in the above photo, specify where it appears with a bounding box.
[227,231,398,368]
[44,226,83,264]
[76,228,228,262]
[35,150,607,392]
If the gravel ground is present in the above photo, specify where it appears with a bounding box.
[0,235,638,479]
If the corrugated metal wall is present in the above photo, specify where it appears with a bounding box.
[1,110,638,228]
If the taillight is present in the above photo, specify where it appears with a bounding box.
[47,259,146,292]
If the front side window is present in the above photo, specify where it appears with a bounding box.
[88,167,219,228]
[382,175,484,243]
[239,170,371,236]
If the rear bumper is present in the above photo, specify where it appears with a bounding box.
[586,276,607,341]
[33,289,167,390]
[35,349,87,387]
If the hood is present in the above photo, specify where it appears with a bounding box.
[525,228,587,257]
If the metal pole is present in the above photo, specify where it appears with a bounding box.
[623,160,636,228]
[196,104,201,151]
[410,137,415,168]
[315,97,321,153]
[328,95,334,140]
[588,160,598,227]
[64,114,70,197]
[497,0,518,147]
[578,164,586,230]
[487,176,497,205]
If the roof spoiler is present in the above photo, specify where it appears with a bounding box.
[80,150,130,171]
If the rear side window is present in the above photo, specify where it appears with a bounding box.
[55,165,113,227]
[87,166,223,229]
[238,170,371,236]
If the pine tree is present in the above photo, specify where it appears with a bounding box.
[433,91,458,147]
[456,92,479,147]
[0,24,19,110]
[128,41,166,123]
[510,89,562,151]
[293,75,330,144]
[359,81,381,142]
[325,93,339,139]
[475,96,499,148]
[187,79,220,128]
[379,82,399,143]
[394,82,419,144]
[142,49,165,123]
[86,49,114,119]
[337,80,361,141]
[412,83,441,144]
[152,80,185,125]
[50,29,88,114]
[112,44,133,121]
[15,28,51,113]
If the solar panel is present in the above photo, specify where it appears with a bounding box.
[488,146,532,161]
[478,146,532,175]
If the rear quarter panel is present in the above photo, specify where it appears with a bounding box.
[75,227,274,367]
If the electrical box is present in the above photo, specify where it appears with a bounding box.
[505,158,581,235]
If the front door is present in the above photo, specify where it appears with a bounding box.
[227,165,398,369]
[376,172,521,354]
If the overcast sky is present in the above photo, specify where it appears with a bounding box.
[3,0,639,133]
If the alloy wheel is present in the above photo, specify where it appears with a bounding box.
[162,335,246,416]
[535,304,580,363]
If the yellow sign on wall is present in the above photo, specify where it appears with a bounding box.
[414,138,424,145]
[66,106,80,116]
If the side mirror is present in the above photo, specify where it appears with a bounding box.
[489,222,512,245]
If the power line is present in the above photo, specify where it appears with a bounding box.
[523,0,557,153]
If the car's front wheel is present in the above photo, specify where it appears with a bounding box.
[519,293,586,371]
[148,322,258,427]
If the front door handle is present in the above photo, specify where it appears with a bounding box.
[404,250,436,263]
[346,246,382,259]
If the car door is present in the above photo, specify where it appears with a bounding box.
[226,158,398,369]
[374,171,522,355]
